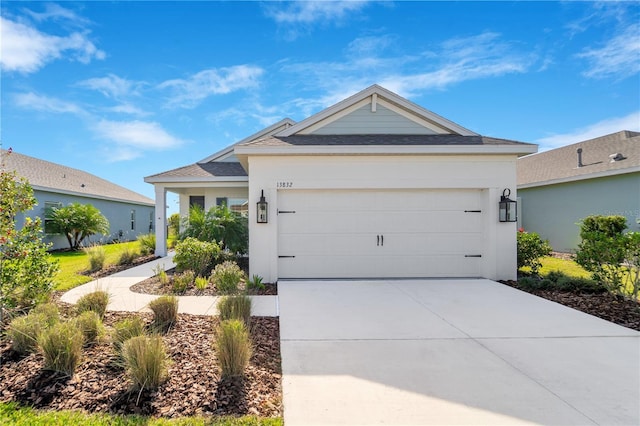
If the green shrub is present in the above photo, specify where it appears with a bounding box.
[554,275,605,293]
[173,237,221,276]
[172,270,195,293]
[180,204,248,254]
[32,302,60,326]
[217,295,252,326]
[247,274,265,292]
[214,319,252,379]
[38,321,84,376]
[76,290,110,319]
[517,229,552,275]
[148,296,178,333]
[195,276,209,291]
[8,313,49,355]
[117,247,139,266]
[137,233,156,255]
[75,311,104,345]
[153,264,170,286]
[122,335,168,390]
[84,245,106,273]
[112,316,146,355]
[211,261,244,294]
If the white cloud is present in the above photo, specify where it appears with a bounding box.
[23,3,91,27]
[94,120,186,151]
[13,92,87,116]
[158,65,264,109]
[77,74,142,99]
[107,103,150,116]
[536,111,640,151]
[265,1,369,24]
[577,23,640,80]
[0,16,105,73]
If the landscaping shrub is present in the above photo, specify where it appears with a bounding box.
[217,295,252,326]
[211,261,244,294]
[173,237,221,276]
[75,311,104,345]
[246,274,265,292]
[85,245,106,272]
[180,204,248,254]
[8,313,50,355]
[195,276,209,291]
[152,264,170,286]
[172,270,195,293]
[214,319,252,379]
[517,229,552,275]
[112,316,146,355]
[122,335,168,390]
[76,290,110,319]
[137,233,156,255]
[148,296,178,333]
[32,302,60,326]
[38,321,84,376]
[117,247,139,266]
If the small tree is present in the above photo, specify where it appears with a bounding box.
[47,202,109,250]
[180,204,248,254]
[0,165,59,315]
[517,228,552,276]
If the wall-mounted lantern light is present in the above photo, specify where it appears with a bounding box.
[499,188,517,222]
[257,190,268,223]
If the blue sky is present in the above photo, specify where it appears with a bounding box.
[1,1,639,211]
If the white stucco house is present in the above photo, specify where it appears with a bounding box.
[146,85,537,281]
[518,130,639,252]
[4,149,155,250]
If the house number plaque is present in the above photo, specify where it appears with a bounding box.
[277,182,293,188]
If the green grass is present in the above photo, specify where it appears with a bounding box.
[52,242,140,291]
[536,256,591,279]
[0,402,282,425]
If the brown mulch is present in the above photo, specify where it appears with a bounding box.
[0,310,282,418]
[85,254,159,280]
[502,280,640,331]
[130,269,278,296]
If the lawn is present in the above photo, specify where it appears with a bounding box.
[52,241,141,291]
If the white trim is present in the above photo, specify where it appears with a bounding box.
[198,118,296,163]
[144,176,248,184]
[371,93,377,112]
[277,84,478,137]
[518,166,640,189]
[32,186,154,207]
[235,144,537,156]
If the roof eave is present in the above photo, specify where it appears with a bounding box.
[518,166,640,189]
[144,176,249,184]
[32,186,155,206]
[234,144,538,156]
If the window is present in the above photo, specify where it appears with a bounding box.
[229,198,249,217]
[131,209,136,231]
[216,197,228,207]
[43,201,62,234]
[149,211,154,232]
[189,196,205,210]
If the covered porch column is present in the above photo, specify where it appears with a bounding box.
[154,185,167,256]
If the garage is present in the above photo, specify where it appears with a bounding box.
[277,188,485,279]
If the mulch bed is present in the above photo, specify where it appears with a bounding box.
[501,280,640,332]
[130,269,278,296]
[85,254,159,280]
[0,309,282,418]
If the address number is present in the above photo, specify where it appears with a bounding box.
[277,182,293,188]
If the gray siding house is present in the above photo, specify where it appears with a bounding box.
[3,150,155,250]
[517,130,639,252]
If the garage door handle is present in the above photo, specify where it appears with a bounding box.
[377,235,380,246]
[381,235,384,246]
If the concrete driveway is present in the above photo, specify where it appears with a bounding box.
[278,279,639,425]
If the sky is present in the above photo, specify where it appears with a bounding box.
[1,1,639,213]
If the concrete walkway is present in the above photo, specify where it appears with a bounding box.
[279,279,640,425]
[60,253,278,316]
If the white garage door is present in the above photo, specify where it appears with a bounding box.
[278,189,484,279]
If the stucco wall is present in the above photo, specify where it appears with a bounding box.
[519,173,640,253]
[15,190,155,250]
[247,154,519,282]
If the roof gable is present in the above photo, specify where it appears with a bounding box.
[3,150,154,205]
[518,130,640,187]
[277,84,477,137]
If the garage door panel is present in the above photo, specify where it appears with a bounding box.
[382,233,483,255]
[279,234,378,256]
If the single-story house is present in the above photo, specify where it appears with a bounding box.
[4,149,155,250]
[146,85,537,281]
[517,130,640,253]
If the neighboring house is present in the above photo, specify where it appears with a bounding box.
[517,130,640,253]
[3,150,155,250]
[146,85,536,281]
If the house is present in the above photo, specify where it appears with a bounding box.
[3,149,155,250]
[517,130,640,253]
[146,85,537,281]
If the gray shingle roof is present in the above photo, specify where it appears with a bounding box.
[2,150,154,205]
[517,131,640,186]
[243,134,535,147]
[145,162,247,179]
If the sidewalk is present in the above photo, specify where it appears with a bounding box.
[60,253,279,317]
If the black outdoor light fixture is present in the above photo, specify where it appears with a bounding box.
[257,190,268,223]
[499,188,517,222]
